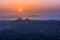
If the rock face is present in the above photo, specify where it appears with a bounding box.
[0,18,60,40]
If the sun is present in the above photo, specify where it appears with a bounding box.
[19,8,22,11]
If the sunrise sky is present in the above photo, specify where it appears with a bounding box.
[0,0,60,20]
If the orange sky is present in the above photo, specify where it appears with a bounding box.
[1,0,60,10]
[0,0,60,20]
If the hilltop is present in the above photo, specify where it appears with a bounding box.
[0,18,60,40]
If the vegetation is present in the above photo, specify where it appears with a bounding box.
[0,18,60,40]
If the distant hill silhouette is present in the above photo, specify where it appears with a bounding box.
[0,18,60,40]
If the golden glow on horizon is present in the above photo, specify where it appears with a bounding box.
[1,0,60,11]
[1,0,60,13]
[19,8,22,12]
